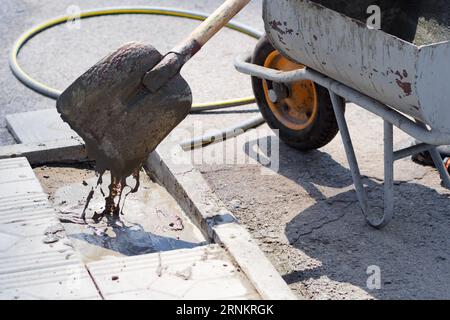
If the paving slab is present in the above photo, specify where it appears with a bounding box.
[87,244,260,300]
[147,140,298,300]
[6,109,78,144]
[0,138,87,165]
[0,158,264,300]
[0,157,101,299]
[5,109,297,300]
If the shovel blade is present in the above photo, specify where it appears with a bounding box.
[57,42,192,178]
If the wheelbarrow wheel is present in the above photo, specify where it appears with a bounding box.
[251,36,343,151]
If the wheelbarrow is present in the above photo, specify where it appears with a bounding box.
[235,0,450,228]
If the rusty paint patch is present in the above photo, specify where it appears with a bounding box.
[268,20,294,35]
[388,68,412,96]
[396,79,412,96]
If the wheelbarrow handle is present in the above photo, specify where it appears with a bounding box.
[143,0,252,92]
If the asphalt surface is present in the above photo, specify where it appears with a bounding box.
[0,0,263,145]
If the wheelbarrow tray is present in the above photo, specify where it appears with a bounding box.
[264,0,450,133]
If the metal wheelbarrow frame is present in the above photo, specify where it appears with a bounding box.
[235,56,450,228]
[234,0,450,228]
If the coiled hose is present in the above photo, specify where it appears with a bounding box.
[9,7,265,145]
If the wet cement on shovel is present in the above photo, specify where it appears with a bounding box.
[80,170,140,223]
[56,42,192,222]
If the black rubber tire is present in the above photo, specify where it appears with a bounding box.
[251,36,343,151]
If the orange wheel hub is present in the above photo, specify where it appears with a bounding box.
[263,51,318,131]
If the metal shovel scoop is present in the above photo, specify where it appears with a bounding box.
[56,0,251,182]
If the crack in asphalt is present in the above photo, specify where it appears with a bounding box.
[177,168,195,176]
[290,202,354,245]
[363,167,431,185]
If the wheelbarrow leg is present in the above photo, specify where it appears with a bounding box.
[329,91,394,228]
[383,120,395,225]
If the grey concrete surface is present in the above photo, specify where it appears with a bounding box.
[197,104,450,300]
[0,0,263,146]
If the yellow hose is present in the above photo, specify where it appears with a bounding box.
[10,7,263,110]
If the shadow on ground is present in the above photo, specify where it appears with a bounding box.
[243,136,450,299]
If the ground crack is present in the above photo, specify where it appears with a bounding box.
[177,168,195,176]
[291,202,353,244]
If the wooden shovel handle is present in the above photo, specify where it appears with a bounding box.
[143,0,251,92]
[185,0,252,50]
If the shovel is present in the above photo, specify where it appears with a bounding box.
[56,0,251,182]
